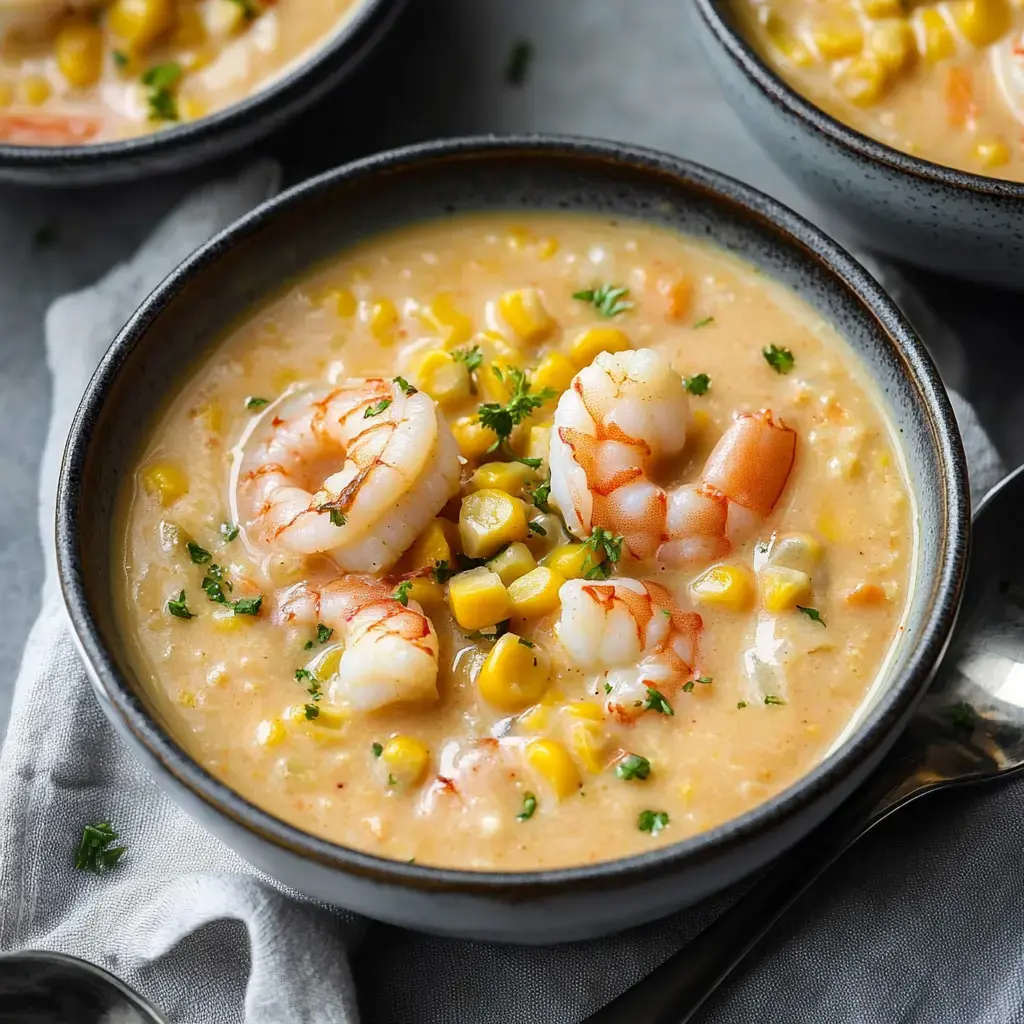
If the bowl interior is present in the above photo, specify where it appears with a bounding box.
[61,139,967,880]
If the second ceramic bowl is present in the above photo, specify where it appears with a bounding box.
[56,136,969,943]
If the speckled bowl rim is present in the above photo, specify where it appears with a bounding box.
[57,135,970,897]
[0,0,400,175]
[695,0,1024,200]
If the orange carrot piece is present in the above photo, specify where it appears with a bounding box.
[844,583,887,607]
[945,66,977,129]
[0,113,102,146]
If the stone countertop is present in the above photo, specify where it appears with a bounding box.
[0,0,1021,737]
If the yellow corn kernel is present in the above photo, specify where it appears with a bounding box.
[914,8,957,61]
[690,564,755,612]
[381,735,430,786]
[477,632,551,711]
[414,349,471,409]
[0,82,13,107]
[256,718,286,747]
[508,565,565,618]
[287,702,347,730]
[526,739,580,798]
[477,355,527,404]
[452,416,496,462]
[498,287,555,344]
[517,703,551,733]
[816,511,842,543]
[768,533,823,575]
[21,75,51,106]
[569,326,632,369]
[811,16,864,60]
[367,298,398,343]
[399,518,458,573]
[211,607,252,633]
[468,461,534,497]
[459,488,529,559]
[107,0,174,49]
[140,461,188,506]
[760,565,813,613]
[171,5,207,46]
[537,237,559,260]
[763,10,814,65]
[447,567,511,630]
[950,0,1010,46]
[417,291,473,348]
[488,542,537,586]
[319,287,357,317]
[177,95,206,121]
[55,20,103,88]
[532,350,576,394]
[309,644,344,682]
[834,53,889,106]
[405,578,444,606]
[867,19,916,73]
[542,543,600,580]
[569,719,608,774]
[844,582,887,606]
[975,137,1011,168]
[862,0,904,16]
[562,700,604,721]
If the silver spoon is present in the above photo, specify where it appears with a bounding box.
[0,950,168,1024]
[587,462,1024,1024]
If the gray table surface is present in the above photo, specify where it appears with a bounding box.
[1,0,1022,746]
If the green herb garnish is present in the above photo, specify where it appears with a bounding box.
[526,474,551,512]
[393,580,413,607]
[506,39,533,86]
[466,620,510,643]
[229,0,262,18]
[112,49,129,69]
[186,541,211,564]
[763,344,795,374]
[303,704,320,720]
[764,694,786,706]
[142,62,182,122]
[452,345,483,393]
[231,596,262,616]
[642,687,674,716]
[517,791,538,821]
[432,559,456,584]
[797,605,825,626]
[638,810,669,835]
[603,682,613,695]
[581,527,624,580]
[220,522,240,542]
[684,373,711,396]
[364,398,392,418]
[75,821,126,873]
[167,591,194,620]
[573,283,633,318]
[371,742,383,757]
[393,375,417,396]
[245,396,269,410]
[693,316,715,329]
[317,502,347,527]
[615,753,651,781]
[528,520,547,536]
[477,367,555,451]
[518,637,536,648]
[737,701,748,709]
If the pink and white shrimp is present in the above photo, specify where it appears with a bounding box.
[234,378,460,573]
[555,577,703,720]
[549,348,796,565]
[279,575,439,710]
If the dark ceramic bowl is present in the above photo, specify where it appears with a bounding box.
[0,0,404,186]
[693,0,1024,289]
[56,135,970,943]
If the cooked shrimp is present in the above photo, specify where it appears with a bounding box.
[235,378,460,573]
[278,575,439,711]
[549,348,796,565]
[556,577,702,720]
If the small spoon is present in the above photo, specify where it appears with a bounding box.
[0,950,168,1024]
[587,463,1024,1024]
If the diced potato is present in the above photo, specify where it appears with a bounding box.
[568,719,608,774]
[447,567,511,630]
[844,582,887,606]
[768,533,823,575]
[477,632,551,711]
[542,543,600,580]
[526,739,580,798]
[367,298,398,342]
[399,518,459,573]
[417,291,473,348]
[140,461,188,506]
[108,0,174,49]
[975,137,1011,168]
[834,53,889,106]
[414,349,471,409]
[488,542,537,586]
[256,718,286,747]
[950,0,1010,47]
[459,489,529,559]
[468,461,534,497]
[452,416,496,462]
[381,735,430,786]
[811,15,864,60]
[498,287,555,344]
[532,351,576,395]
[404,578,444,606]
[690,564,755,612]
[914,7,957,61]
[508,566,564,617]
[569,326,632,369]
[55,20,103,88]
[760,565,813,613]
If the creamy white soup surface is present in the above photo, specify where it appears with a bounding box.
[117,213,914,871]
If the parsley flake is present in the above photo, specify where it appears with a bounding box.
[517,791,537,821]
[797,605,825,626]
[638,810,669,835]
[764,694,786,706]
[364,398,392,418]
[220,522,240,542]
[477,367,555,450]
[615,753,651,781]
[642,687,674,716]
[231,596,262,616]
[684,373,711,396]
[371,742,383,757]
[603,682,613,695]
[75,821,126,874]
[245,396,269,410]
[526,474,551,512]
[393,580,413,606]
[316,624,333,644]
[763,344,795,374]
[432,559,456,584]
[517,637,536,648]
[582,527,623,580]
[528,520,547,536]
[737,701,748,709]
[693,316,715,329]
[167,591,194,620]
[112,49,129,69]
[142,61,182,122]
[186,541,212,564]
[466,620,510,643]
[303,704,320,720]
[393,375,417,396]
[573,283,633,318]
[506,39,533,86]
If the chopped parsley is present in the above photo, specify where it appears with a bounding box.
[295,667,322,717]
[186,541,212,564]
[797,605,825,626]
[432,559,456,584]
[231,596,263,616]
[452,345,483,393]
[581,527,624,580]
[75,821,126,873]
[393,580,413,606]
[167,590,194,620]
[506,39,533,86]
[477,367,555,452]
[112,49,129,69]
[371,742,383,757]
[603,682,613,695]
[142,61,182,121]
[615,753,651,781]
[682,675,714,693]
[466,620,510,643]
[202,565,262,616]
[295,668,317,685]
[764,694,786,706]
[684,373,711,396]
[642,687,674,716]
[638,810,669,836]
[528,520,547,536]
[573,283,633,318]
[220,522,240,542]
[517,637,536,648]
[736,701,748,709]
[245,396,269,410]
[946,701,978,733]
[364,398,392,418]
[525,474,551,512]
[763,344,795,375]
[693,316,715,329]
[303,624,334,650]
[303,704,320,720]
[229,0,262,17]
[393,375,417,396]
[387,774,398,787]
[517,791,538,821]
[317,502,347,527]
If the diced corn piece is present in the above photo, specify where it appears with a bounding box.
[381,735,430,786]
[508,566,564,617]
[0,82,13,107]
[452,416,496,461]
[690,564,755,612]
[950,0,1010,46]
[320,288,357,317]
[660,276,694,321]
[399,518,459,573]
[525,425,551,467]
[211,607,249,633]
[288,703,347,730]
[171,6,206,46]
[21,75,51,105]
[562,700,604,721]
[256,718,286,747]
[867,19,916,73]
[488,542,537,586]
[478,356,527,404]
[108,0,174,49]
[417,292,473,347]
[844,582,887,606]
[537,237,559,260]
[532,350,576,394]
[526,739,580,798]
[760,565,813,613]
[55,20,103,87]
[542,543,600,580]
[569,326,632,369]
[498,287,555,344]
[914,8,957,61]
[468,461,534,496]
[140,461,188,506]
[517,703,551,733]
[447,567,511,630]
[477,632,551,711]
[414,349,471,409]
[975,137,1011,168]
[834,53,889,106]
[862,0,904,16]
[811,16,864,60]
[768,533,823,575]
[763,10,814,65]
[405,578,444,606]
[459,488,529,559]
[367,298,398,342]
[569,719,608,774]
